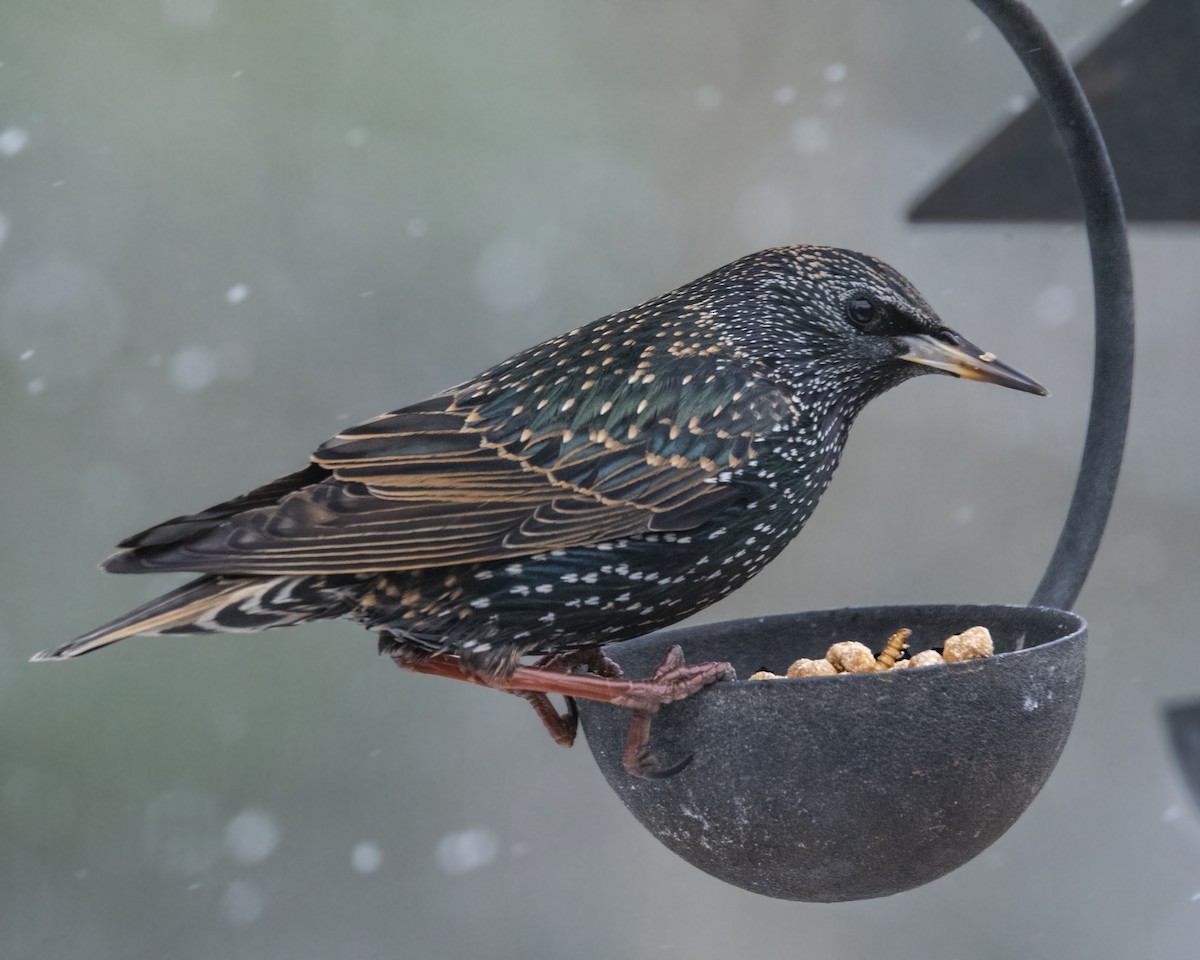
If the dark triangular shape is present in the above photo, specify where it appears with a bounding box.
[1165,700,1200,812]
[910,0,1200,222]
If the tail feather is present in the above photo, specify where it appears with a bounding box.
[33,574,356,662]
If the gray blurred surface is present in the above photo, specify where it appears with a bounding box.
[2,1,1198,957]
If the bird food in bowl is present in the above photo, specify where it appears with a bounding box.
[745,624,995,678]
[577,602,1086,902]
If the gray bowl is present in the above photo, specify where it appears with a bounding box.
[578,603,1086,901]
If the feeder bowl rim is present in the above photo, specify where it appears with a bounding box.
[607,602,1086,675]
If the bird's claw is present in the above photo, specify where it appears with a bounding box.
[619,645,735,779]
[623,717,695,779]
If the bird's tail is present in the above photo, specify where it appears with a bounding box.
[32,574,357,662]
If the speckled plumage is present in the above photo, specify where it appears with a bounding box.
[37,245,1043,670]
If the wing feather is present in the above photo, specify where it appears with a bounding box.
[104,350,793,576]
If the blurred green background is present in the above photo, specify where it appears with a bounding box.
[2,1,1198,957]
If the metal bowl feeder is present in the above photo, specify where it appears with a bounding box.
[577,0,1134,902]
[582,605,1085,901]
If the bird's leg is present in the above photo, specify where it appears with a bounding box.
[388,644,735,778]
[386,646,578,746]
[513,652,585,749]
[508,650,622,748]
[533,648,624,679]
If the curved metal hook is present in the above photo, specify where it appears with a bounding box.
[971,0,1135,610]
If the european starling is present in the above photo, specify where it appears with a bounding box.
[34,246,1045,776]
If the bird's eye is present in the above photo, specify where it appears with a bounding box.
[846,296,878,329]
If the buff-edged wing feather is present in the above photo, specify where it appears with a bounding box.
[101,354,793,576]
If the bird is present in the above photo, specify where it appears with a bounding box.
[33,245,1046,776]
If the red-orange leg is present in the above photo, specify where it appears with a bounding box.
[390,645,735,777]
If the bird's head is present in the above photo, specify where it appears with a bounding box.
[714,245,1047,411]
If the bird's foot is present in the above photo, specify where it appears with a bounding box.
[614,645,736,778]
[606,644,734,711]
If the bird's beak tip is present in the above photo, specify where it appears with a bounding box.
[898,332,1048,397]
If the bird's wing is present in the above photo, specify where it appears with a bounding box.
[115,463,330,549]
[103,357,793,576]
